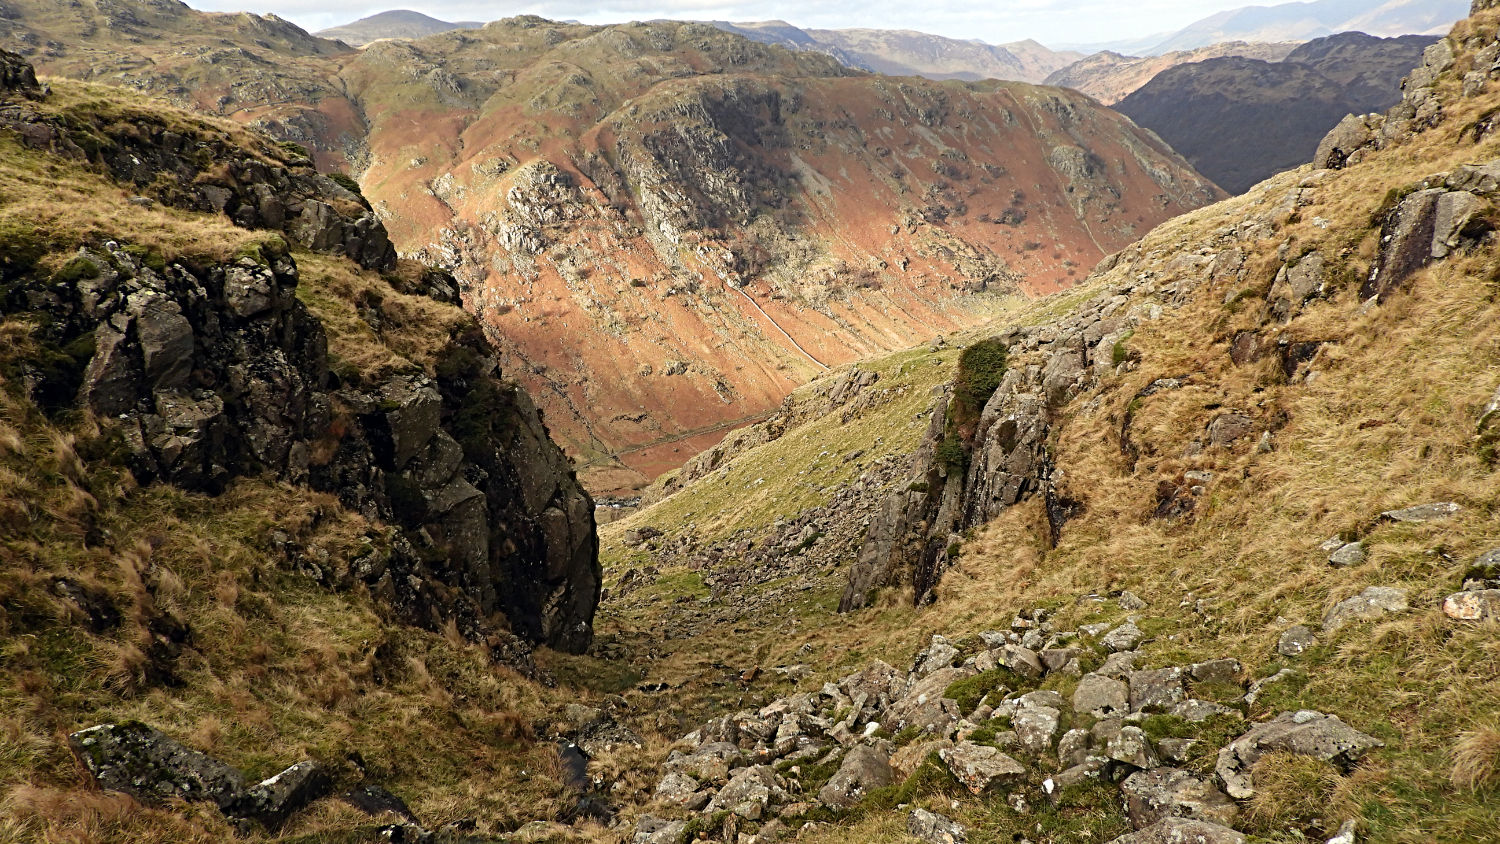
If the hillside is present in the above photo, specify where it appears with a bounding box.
[0,58,610,844]
[1115,32,1435,193]
[315,10,482,46]
[578,3,1500,843]
[1042,41,1302,105]
[0,2,1223,493]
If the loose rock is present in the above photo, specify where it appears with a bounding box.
[939,742,1026,794]
[817,746,894,808]
[1278,626,1318,657]
[1120,767,1238,829]
[1216,710,1383,799]
[1322,587,1409,632]
[908,808,968,844]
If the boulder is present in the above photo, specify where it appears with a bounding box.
[1098,651,1139,679]
[1041,648,1082,673]
[1058,728,1092,767]
[1322,587,1409,632]
[1442,589,1500,620]
[0,49,47,99]
[939,741,1026,794]
[1052,756,1108,789]
[1119,590,1149,610]
[908,808,968,844]
[1328,542,1366,568]
[912,636,960,676]
[1170,700,1241,723]
[653,772,704,808]
[1102,623,1145,652]
[1207,414,1255,447]
[1107,817,1246,844]
[817,746,894,808]
[1314,114,1374,169]
[1129,668,1186,712]
[69,722,245,811]
[1120,767,1238,830]
[1215,710,1383,799]
[231,761,330,829]
[707,765,787,819]
[1106,726,1159,770]
[633,816,686,844]
[1013,705,1061,755]
[996,644,1044,679]
[1188,659,1241,686]
[1278,625,1318,657]
[1364,189,1444,302]
[1380,502,1462,522]
[1074,674,1130,717]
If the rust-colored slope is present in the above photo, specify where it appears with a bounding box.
[339,19,1224,483]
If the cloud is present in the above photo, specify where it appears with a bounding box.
[183,0,1252,47]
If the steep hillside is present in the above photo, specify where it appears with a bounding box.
[333,18,1222,486]
[704,21,1082,83]
[316,10,482,46]
[0,1,1222,492]
[579,4,1500,843]
[1115,32,1436,193]
[1042,41,1301,105]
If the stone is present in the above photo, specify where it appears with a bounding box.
[653,771,702,806]
[1442,589,1500,621]
[1120,767,1238,830]
[1170,700,1241,723]
[1040,648,1082,673]
[1052,756,1108,788]
[1130,668,1186,713]
[1329,542,1366,567]
[817,746,894,808]
[1216,710,1383,799]
[886,666,968,735]
[939,741,1026,794]
[1106,817,1246,844]
[231,761,330,829]
[1106,726,1158,770]
[1074,674,1130,717]
[1188,659,1241,686]
[0,49,47,99]
[708,765,786,819]
[69,722,246,811]
[1326,819,1359,844]
[1156,739,1198,765]
[908,808,967,844]
[1322,587,1409,632]
[1244,668,1300,707]
[1098,651,1138,679]
[1278,626,1317,657]
[1380,502,1462,523]
[668,741,743,782]
[1432,191,1483,258]
[1058,729,1092,767]
[1207,413,1255,447]
[913,635,960,676]
[1119,590,1148,610]
[130,292,195,391]
[633,816,686,844]
[1012,706,1061,755]
[997,644,1044,678]
[891,739,953,777]
[1102,623,1145,652]
[1364,189,1444,302]
[1314,114,1375,170]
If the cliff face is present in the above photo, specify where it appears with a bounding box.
[0,2,1227,489]
[0,64,599,655]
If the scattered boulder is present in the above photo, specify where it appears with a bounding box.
[1328,542,1366,568]
[708,766,787,819]
[231,761,331,829]
[1216,710,1383,799]
[908,808,967,844]
[69,722,246,811]
[939,742,1026,794]
[1102,623,1145,652]
[1442,589,1500,621]
[1379,502,1462,523]
[996,644,1044,679]
[1188,659,1241,686]
[633,816,686,844]
[1278,626,1318,657]
[817,746,894,808]
[1074,673,1130,717]
[1013,705,1061,754]
[1322,587,1409,632]
[1120,767,1238,829]
[1119,590,1149,610]
[1130,668,1187,712]
[1107,817,1246,844]
[1171,700,1241,723]
[653,772,705,809]
[1106,726,1159,770]
[1098,651,1139,679]
[1207,413,1255,447]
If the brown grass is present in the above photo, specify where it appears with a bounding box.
[1451,720,1500,791]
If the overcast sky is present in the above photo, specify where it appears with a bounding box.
[182,0,1257,48]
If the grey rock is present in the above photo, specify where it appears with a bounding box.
[1119,590,1148,610]
[913,636,961,676]
[1102,623,1145,652]
[1326,819,1359,844]
[1328,542,1366,568]
[1098,651,1139,679]
[1364,189,1444,302]
[1170,700,1241,723]
[69,722,245,811]
[1074,673,1130,717]
[1107,817,1246,844]
[1244,668,1300,707]
[997,644,1044,678]
[1120,767,1238,830]
[1188,659,1241,686]
[1432,191,1483,258]
[1278,625,1317,657]
[1041,648,1082,673]
[1207,413,1255,447]
[1058,728,1092,767]
[1322,587,1410,632]
[709,765,787,819]
[1017,690,1067,710]
[231,760,330,829]
[1216,710,1383,799]
[1106,726,1158,770]
[939,741,1026,794]
[1156,738,1198,765]
[633,816,686,844]
[1314,113,1375,170]
[817,746,894,808]
[908,808,967,844]
[1380,502,1462,522]
[653,771,701,806]
[1013,706,1061,755]
[1052,756,1107,789]
[1130,668,1186,713]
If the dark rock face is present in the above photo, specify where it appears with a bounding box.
[0,86,393,270]
[0,48,45,99]
[4,237,599,655]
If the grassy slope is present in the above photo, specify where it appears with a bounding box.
[0,80,613,844]
[599,16,1500,844]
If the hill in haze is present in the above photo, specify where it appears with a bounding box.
[1115,31,1436,193]
[315,9,481,46]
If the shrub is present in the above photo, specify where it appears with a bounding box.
[328,172,364,197]
[952,338,1008,426]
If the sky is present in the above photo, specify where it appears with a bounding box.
[182,0,1262,48]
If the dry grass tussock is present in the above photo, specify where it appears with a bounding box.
[1450,719,1500,791]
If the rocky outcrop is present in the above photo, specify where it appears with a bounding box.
[0,77,393,270]
[5,236,598,655]
[0,48,46,99]
[1215,710,1383,799]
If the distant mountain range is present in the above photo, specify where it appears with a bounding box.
[1043,41,1303,105]
[1114,31,1436,193]
[316,9,479,45]
[1058,0,1468,55]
